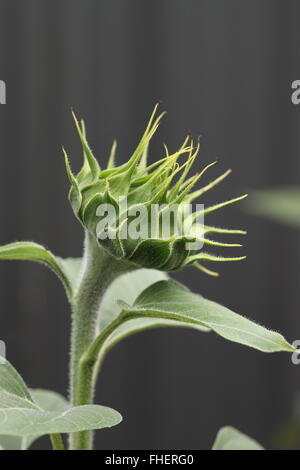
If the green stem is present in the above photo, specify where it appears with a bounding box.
[50,434,64,451]
[82,315,125,368]
[69,231,134,450]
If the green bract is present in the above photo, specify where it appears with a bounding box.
[64,105,247,276]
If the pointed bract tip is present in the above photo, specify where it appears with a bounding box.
[194,262,220,277]
[62,147,78,188]
[229,256,247,261]
[107,140,117,169]
[71,109,78,122]
[81,119,86,134]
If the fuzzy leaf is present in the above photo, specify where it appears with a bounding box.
[0,357,32,403]
[0,405,121,438]
[0,389,69,450]
[103,318,209,355]
[119,280,294,353]
[98,270,209,353]
[212,426,264,450]
[99,269,169,331]
[57,257,82,292]
[0,359,121,438]
[0,242,74,302]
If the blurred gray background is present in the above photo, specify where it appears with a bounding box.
[0,0,300,450]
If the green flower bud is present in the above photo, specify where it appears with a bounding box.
[64,105,247,276]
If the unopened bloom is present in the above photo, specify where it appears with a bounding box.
[64,106,247,276]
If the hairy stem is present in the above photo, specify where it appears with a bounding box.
[69,231,133,450]
[50,434,64,451]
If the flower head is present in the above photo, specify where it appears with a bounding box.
[64,105,247,276]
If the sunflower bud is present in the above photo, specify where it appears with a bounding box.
[64,105,247,276]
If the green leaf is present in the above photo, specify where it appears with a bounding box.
[98,270,209,354]
[57,257,82,292]
[103,318,209,353]
[0,405,121,438]
[212,426,264,450]
[0,389,69,450]
[99,269,169,331]
[246,186,300,228]
[0,359,121,439]
[31,389,69,413]
[0,242,75,302]
[0,357,32,404]
[118,280,294,353]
